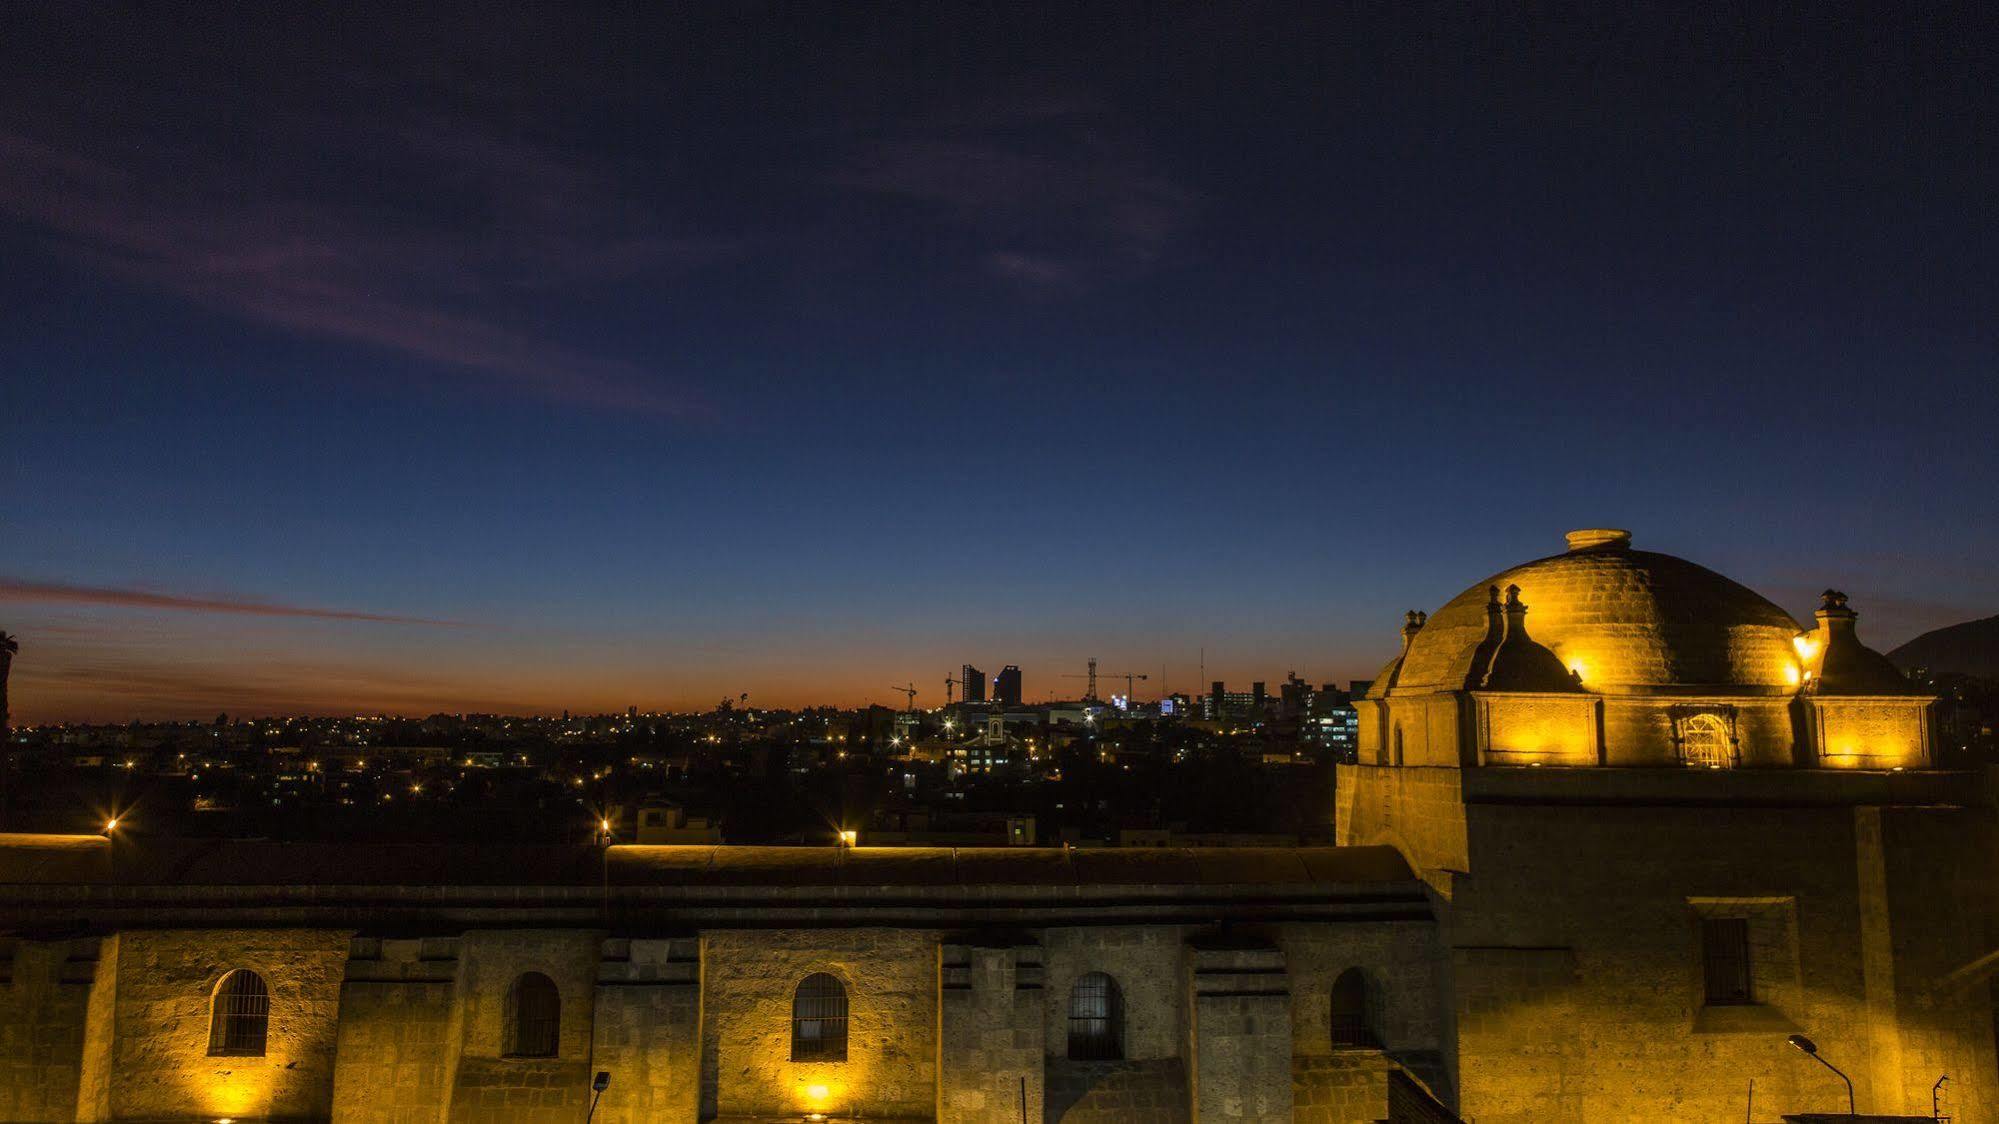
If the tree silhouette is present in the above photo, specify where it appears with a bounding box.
[0,630,16,735]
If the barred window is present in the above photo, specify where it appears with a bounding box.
[208,969,269,1057]
[791,973,848,1062]
[505,972,561,1057]
[1701,918,1753,1005]
[1330,967,1375,1047]
[1680,713,1734,769]
[1066,972,1124,1061]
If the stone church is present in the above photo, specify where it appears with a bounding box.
[0,529,1990,1123]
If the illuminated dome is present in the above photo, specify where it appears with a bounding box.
[1393,529,1806,692]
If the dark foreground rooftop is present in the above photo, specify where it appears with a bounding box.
[0,836,1427,931]
[0,835,1410,887]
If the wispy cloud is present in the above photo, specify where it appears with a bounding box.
[13,649,533,722]
[830,93,1196,292]
[0,579,456,626]
[0,124,724,414]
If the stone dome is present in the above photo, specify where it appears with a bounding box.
[1392,530,1807,692]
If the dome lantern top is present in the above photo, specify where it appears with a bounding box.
[1565,528,1632,553]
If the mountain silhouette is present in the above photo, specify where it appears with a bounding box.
[1888,614,1999,679]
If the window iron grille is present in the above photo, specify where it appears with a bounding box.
[791,973,848,1062]
[209,970,270,1057]
[1067,972,1124,1061]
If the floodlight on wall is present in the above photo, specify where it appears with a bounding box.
[1786,1033,1855,1116]
[585,1070,611,1122]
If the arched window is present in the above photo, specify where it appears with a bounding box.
[209,969,270,1057]
[1329,967,1374,1048]
[1680,714,1733,769]
[1067,972,1124,1060]
[791,973,848,1062]
[505,972,561,1058]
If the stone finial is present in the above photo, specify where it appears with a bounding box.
[1402,610,1428,637]
[1462,588,1508,690]
[1478,583,1582,693]
[1807,588,1916,694]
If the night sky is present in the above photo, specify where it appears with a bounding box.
[3,4,1994,722]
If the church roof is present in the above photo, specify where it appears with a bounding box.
[1393,529,1806,692]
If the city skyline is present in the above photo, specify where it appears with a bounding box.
[3,538,1978,725]
[5,4,1996,723]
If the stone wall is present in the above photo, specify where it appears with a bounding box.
[0,937,97,1123]
[1335,763,1469,894]
[75,934,115,1122]
[1290,1051,1394,1123]
[699,926,938,1121]
[1599,695,1798,767]
[330,937,459,1124]
[1446,800,1959,1123]
[1810,697,1933,770]
[445,929,604,1124]
[1876,804,1999,1120]
[1041,925,1188,1064]
[588,937,702,1124]
[86,928,350,1122]
[1044,1058,1189,1124]
[1276,919,1443,1059]
[939,941,1045,1124]
[1373,694,1467,769]
[1187,943,1293,1122]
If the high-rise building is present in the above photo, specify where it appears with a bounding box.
[960,665,986,704]
[994,665,1022,706]
[1204,680,1270,722]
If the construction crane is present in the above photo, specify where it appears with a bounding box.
[944,674,960,705]
[1060,659,1150,703]
[889,683,918,711]
[1061,658,1100,701]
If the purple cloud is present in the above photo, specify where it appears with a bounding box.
[0,578,457,626]
[830,94,1197,291]
[0,126,724,414]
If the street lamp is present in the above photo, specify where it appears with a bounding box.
[1786,1034,1855,1116]
[584,1070,611,1122]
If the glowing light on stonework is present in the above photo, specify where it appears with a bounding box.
[1793,633,1820,662]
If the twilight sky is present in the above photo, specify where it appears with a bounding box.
[3,4,1995,723]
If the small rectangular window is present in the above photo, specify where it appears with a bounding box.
[1701,918,1753,1005]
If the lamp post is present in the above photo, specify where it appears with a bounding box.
[102,815,119,880]
[1786,1034,1855,1116]
[584,1070,610,1122]
[598,818,613,924]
